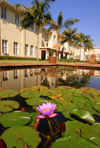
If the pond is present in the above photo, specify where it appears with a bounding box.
[0,66,100,90]
[0,66,100,148]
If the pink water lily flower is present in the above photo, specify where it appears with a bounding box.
[35,101,58,118]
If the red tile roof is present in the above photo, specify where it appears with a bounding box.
[53,44,61,48]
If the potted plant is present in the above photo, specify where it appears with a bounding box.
[48,49,56,63]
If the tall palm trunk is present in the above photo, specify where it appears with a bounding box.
[37,27,39,60]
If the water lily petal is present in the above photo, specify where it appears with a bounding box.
[35,115,45,118]
[49,113,58,118]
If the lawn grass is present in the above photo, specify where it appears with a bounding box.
[0,60,49,62]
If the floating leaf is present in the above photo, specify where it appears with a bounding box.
[93,103,100,113]
[73,96,90,104]
[51,136,99,148]
[30,85,48,91]
[0,111,31,127]
[61,103,78,118]
[0,90,19,98]
[85,103,100,115]
[90,137,100,147]
[28,112,39,127]
[0,100,19,112]
[73,91,82,97]
[71,109,95,124]
[20,89,39,99]
[19,88,29,93]
[81,123,100,139]
[62,92,73,101]
[1,126,40,148]
[26,98,47,106]
[64,120,84,137]
[39,89,59,97]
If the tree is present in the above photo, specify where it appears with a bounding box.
[83,35,93,60]
[17,0,55,60]
[61,28,78,58]
[48,14,80,60]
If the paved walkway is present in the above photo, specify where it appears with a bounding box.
[0,61,100,69]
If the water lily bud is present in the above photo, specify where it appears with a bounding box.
[0,138,7,148]
[60,122,66,132]
[83,107,87,110]
[34,118,40,130]
[21,107,26,112]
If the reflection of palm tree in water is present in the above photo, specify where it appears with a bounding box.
[58,73,91,88]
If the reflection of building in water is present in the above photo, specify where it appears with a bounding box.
[1,69,41,90]
[1,68,100,90]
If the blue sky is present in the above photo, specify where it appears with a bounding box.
[7,0,100,47]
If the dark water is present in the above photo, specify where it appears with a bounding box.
[0,66,100,90]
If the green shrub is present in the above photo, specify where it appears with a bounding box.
[60,57,76,63]
[0,55,37,60]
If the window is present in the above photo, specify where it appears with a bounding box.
[15,14,19,25]
[30,46,34,56]
[35,47,37,57]
[1,7,7,19]
[25,70,28,77]
[31,24,34,31]
[54,35,56,40]
[25,45,29,56]
[30,69,33,76]
[14,42,18,55]
[44,33,48,41]
[2,40,7,54]
[14,70,18,79]
[3,71,8,81]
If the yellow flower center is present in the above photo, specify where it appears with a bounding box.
[42,108,50,113]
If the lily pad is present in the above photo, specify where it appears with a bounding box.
[71,109,95,124]
[1,126,40,148]
[0,90,19,98]
[64,120,84,137]
[61,103,78,118]
[39,89,59,97]
[28,112,39,127]
[90,137,100,147]
[51,136,99,148]
[85,103,100,115]
[93,103,100,112]
[62,92,74,101]
[81,123,100,139]
[26,99,47,106]
[0,100,19,112]
[20,89,39,99]
[30,85,48,91]
[0,111,31,127]
[19,88,30,93]
[73,96,90,104]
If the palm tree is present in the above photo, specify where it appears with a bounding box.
[16,0,55,60]
[61,28,78,58]
[83,35,93,60]
[48,14,80,60]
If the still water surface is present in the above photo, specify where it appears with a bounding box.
[0,66,100,90]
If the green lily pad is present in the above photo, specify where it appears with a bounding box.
[30,85,48,91]
[90,137,100,147]
[85,103,100,115]
[1,126,40,148]
[19,88,30,93]
[51,136,99,148]
[64,120,84,137]
[0,90,19,98]
[77,100,87,108]
[73,96,90,104]
[0,100,19,112]
[61,89,74,94]
[93,103,100,112]
[71,109,95,124]
[86,95,96,104]
[54,98,68,106]
[28,112,39,127]
[61,103,78,118]
[39,89,59,97]
[26,99,47,106]
[73,91,83,97]
[62,92,74,101]
[0,111,31,127]
[81,123,100,139]
[20,89,39,99]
